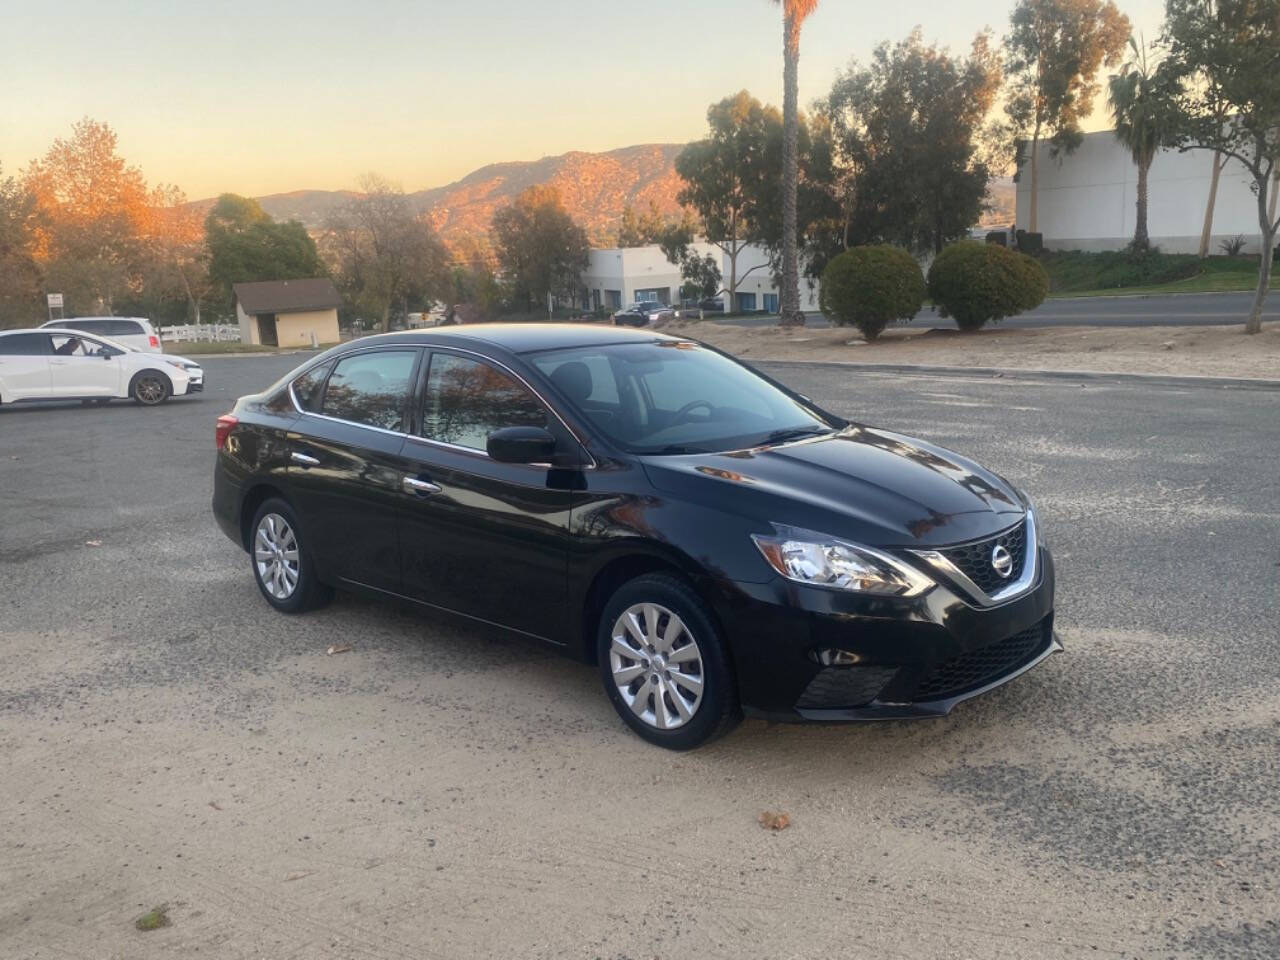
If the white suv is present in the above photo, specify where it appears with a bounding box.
[40,316,161,353]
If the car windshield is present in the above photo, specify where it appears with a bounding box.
[529,340,841,455]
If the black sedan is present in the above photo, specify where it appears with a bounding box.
[212,325,1059,749]
[613,302,674,327]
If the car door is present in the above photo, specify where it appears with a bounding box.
[284,348,421,595]
[0,333,53,400]
[47,334,124,397]
[397,349,575,641]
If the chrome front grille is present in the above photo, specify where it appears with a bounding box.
[936,521,1028,595]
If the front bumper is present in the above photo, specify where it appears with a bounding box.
[705,546,1059,721]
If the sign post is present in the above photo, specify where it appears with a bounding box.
[46,293,64,325]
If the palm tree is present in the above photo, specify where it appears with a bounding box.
[774,0,819,327]
[1108,35,1174,252]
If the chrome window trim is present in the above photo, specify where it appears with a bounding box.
[908,508,1039,608]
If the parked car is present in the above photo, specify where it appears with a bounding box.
[698,297,725,313]
[613,302,674,327]
[40,316,161,353]
[212,324,1058,749]
[0,328,203,406]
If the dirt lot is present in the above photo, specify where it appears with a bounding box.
[2,354,1279,959]
[669,319,1280,379]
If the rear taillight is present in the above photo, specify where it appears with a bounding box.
[215,414,238,451]
[149,334,160,348]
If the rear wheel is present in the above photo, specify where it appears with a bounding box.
[249,498,331,613]
[130,371,171,406]
[597,574,740,750]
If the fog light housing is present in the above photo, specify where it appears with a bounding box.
[812,648,864,666]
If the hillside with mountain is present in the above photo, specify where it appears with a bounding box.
[192,143,687,247]
[192,145,1015,248]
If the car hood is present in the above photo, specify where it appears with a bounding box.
[641,426,1025,548]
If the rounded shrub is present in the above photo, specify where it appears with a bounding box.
[927,242,1049,332]
[819,245,925,341]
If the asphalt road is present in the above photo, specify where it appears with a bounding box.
[2,353,1279,958]
[719,289,1280,329]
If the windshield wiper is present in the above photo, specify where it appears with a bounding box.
[759,426,833,446]
[641,443,708,455]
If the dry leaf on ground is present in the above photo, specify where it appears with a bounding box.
[759,811,791,831]
[326,644,353,656]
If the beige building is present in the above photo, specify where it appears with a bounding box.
[234,278,342,347]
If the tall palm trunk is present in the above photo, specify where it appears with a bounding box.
[1198,151,1224,258]
[1132,155,1151,251]
[778,8,805,327]
[1028,116,1042,234]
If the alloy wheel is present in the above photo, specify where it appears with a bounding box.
[135,376,166,404]
[609,602,705,730]
[254,513,300,600]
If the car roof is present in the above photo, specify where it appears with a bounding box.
[344,323,685,355]
[39,316,149,327]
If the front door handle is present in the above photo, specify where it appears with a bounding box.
[402,476,442,496]
[291,451,320,467]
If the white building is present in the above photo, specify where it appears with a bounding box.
[1015,129,1269,254]
[580,242,820,313]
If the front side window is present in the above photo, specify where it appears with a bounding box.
[0,334,51,356]
[320,350,416,431]
[51,335,104,357]
[421,353,546,451]
[528,341,838,455]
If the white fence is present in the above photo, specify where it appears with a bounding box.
[159,323,242,343]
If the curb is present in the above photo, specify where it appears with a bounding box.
[752,358,1280,391]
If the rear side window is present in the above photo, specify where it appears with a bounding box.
[0,333,51,356]
[290,361,333,412]
[420,353,547,450]
[321,351,416,431]
[104,319,144,337]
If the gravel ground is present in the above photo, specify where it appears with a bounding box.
[1,352,1278,959]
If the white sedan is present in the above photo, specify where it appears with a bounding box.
[0,328,203,406]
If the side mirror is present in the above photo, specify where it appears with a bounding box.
[487,426,557,464]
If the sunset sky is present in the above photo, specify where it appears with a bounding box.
[1,0,1166,200]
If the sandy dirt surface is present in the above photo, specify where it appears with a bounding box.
[667,319,1280,379]
[2,355,1278,959]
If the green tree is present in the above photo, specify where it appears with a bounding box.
[616,200,678,247]
[1005,0,1131,233]
[490,185,589,312]
[1162,0,1280,334]
[323,174,450,332]
[676,92,782,308]
[824,29,1002,256]
[205,194,325,313]
[1108,36,1178,251]
[0,166,42,328]
[773,0,821,327]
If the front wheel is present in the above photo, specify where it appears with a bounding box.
[130,371,172,406]
[249,498,332,613]
[597,574,740,750]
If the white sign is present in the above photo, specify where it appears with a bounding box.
[47,293,64,308]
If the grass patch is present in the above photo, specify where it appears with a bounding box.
[1042,251,1261,298]
[134,904,170,931]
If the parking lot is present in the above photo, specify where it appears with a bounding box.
[2,350,1278,959]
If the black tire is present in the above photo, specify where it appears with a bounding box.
[249,497,332,613]
[129,370,172,406]
[596,573,740,750]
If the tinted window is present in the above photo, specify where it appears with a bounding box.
[291,361,333,412]
[421,353,546,451]
[104,319,144,337]
[320,350,416,431]
[0,334,51,356]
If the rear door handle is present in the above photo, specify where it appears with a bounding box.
[402,476,442,496]
[291,451,320,467]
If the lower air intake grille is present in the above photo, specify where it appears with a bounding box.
[911,621,1049,702]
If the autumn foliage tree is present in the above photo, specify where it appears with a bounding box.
[0,166,42,327]
[23,118,152,314]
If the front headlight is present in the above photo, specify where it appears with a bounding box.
[164,358,199,372]
[751,524,935,597]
